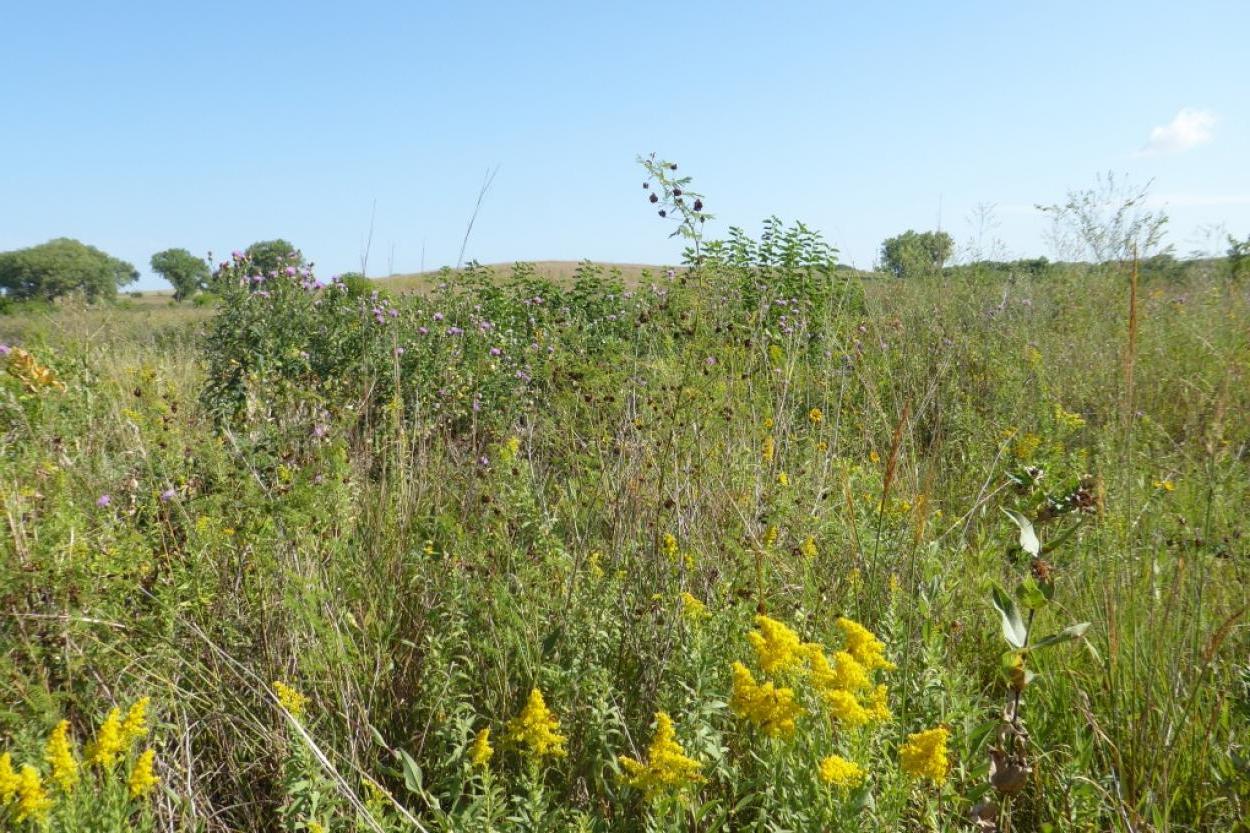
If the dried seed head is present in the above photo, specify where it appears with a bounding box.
[693,199,703,211]
[658,210,667,217]
[649,193,658,203]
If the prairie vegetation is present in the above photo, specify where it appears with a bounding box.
[1,171,1248,832]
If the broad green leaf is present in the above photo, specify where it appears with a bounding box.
[1002,508,1040,556]
[991,585,1028,648]
[1028,622,1090,651]
[1015,577,1049,610]
[398,748,425,798]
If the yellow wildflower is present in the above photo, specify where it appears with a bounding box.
[746,615,804,675]
[661,533,679,561]
[273,681,307,718]
[824,688,870,727]
[808,407,823,425]
[306,821,327,833]
[1054,403,1085,431]
[680,592,709,622]
[587,550,605,579]
[501,435,521,461]
[1012,433,1041,461]
[818,755,865,789]
[618,712,704,800]
[121,697,150,747]
[898,727,950,784]
[867,684,892,722]
[816,440,828,453]
[729,662,804,737]
[762,435,775,463]
[763,417,775,430]
[128,748,159,798]
[469,728,494,768]
[762,524,779,549]
[505,688,567,759]
[777,471,789,487]
[836,617,895,671]
[868,449,880,464]
[1154,479,1175,492]
[0,752,19,804]
[87,707,126,769]
[45,720,79,792]
[15,764,52,823]
[800,536,818,559]
[830,651,870,692]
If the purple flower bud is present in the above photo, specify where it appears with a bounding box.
[489,347,502,356]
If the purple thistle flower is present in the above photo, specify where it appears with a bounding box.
[433,312,444,322]
[418,326,429,335]
[160,488,176,502]
[489,347,503,357]
[96,494,112,508]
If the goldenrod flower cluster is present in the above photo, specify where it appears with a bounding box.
[746,615,805,675]
[680,592,709,622]
[729,662,805,737]
[661,532,679,561]
[273,681,307,719]
[762,435,775,463]
[45,720,79,792]
[618,712,704,800]
[898,726,950,784]
[505,688,567,760]
[2,697,158,824]
[469,728,494,768]
[128,748,159,798]
[727,613,897,796]
[817,754,865,789]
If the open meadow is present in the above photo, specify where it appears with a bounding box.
[2,229,1247,833]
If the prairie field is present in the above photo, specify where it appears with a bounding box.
[1,245,1248,832]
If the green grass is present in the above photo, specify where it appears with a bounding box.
[1,259,1246,832]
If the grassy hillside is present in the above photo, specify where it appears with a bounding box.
[1,249,1247,832]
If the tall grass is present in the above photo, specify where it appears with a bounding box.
[1,254,1246,832]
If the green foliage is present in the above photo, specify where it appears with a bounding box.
[0,238,138,302]
[243,238,304,278]
[149,248,210,301]
[878,229,954,279]
[2,172,1248,831]
[1228,233,1250,282]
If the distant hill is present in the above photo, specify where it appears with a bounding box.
[373,261,668,293]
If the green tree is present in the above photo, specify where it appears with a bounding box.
[150,248,211,301]
[0,238,138,302]
[245,239,304,276]
[1228,234,1250,283]
[879,229,954,279]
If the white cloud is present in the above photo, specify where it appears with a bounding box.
[1137,108,1216,156]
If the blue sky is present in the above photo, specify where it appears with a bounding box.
[2,1,1247,290]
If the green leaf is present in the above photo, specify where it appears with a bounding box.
[1002,508,1040,556]
[398,748,425,797]
[1015,577,1049,610]
[991,585,1028,648]
[1027,622,1090,651]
